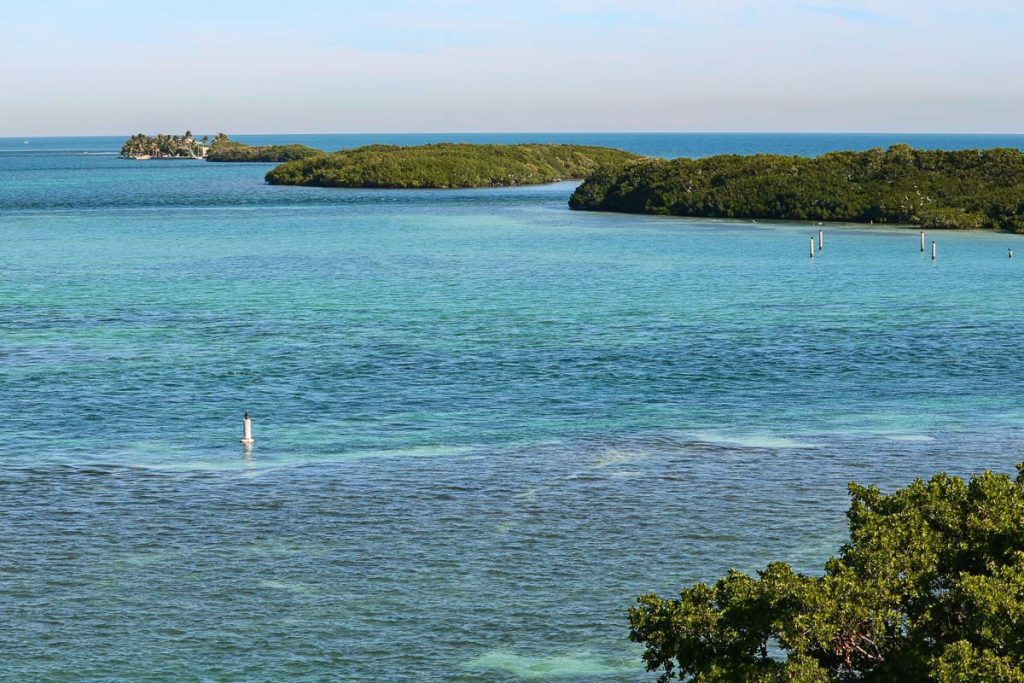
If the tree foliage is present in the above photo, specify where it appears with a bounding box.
[119,131,204,159]
[264,143,641,188]
[630,464,1024,682]
[119,132,322,162]
[571,145,1024,232]
[205,134,323,162]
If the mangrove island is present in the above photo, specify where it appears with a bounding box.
[570,145,1024,232]
[264,143,642,188]
[205,134,322,162]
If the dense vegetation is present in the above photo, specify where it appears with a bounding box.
[120,131,205,159]
[571,145,1024,231]
[630,463,1024,682]
[205,133,323,162]
[119,132,322,162]
[264,143,641,188]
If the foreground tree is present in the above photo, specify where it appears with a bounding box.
[630,464,1024,682]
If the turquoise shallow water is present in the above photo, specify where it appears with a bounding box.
[3,134,1024,680]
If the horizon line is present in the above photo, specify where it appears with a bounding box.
[5,130,1024,140]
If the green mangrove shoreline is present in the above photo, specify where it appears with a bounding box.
[569,145,1024,232]
[118,136,1024,231]
[263,143,642,189]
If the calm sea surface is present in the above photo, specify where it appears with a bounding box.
[2,133,1024,681]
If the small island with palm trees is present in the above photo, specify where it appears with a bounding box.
[120,132,323,162]
[120,131,209,159]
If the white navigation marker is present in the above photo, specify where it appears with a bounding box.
[810,237,815,258]
[241,409,254,446]
[932,241,937,261]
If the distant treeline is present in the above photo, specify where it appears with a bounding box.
[569,145,1024,232]
[264,143,642,188]
[206,134,323,162]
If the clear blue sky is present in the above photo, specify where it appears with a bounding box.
[2,0,1022,135]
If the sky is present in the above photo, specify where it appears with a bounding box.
[1,0,1022,135]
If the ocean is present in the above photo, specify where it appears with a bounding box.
[2,133,1024,680]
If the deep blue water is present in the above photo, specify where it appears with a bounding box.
[2,134,1024,681]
